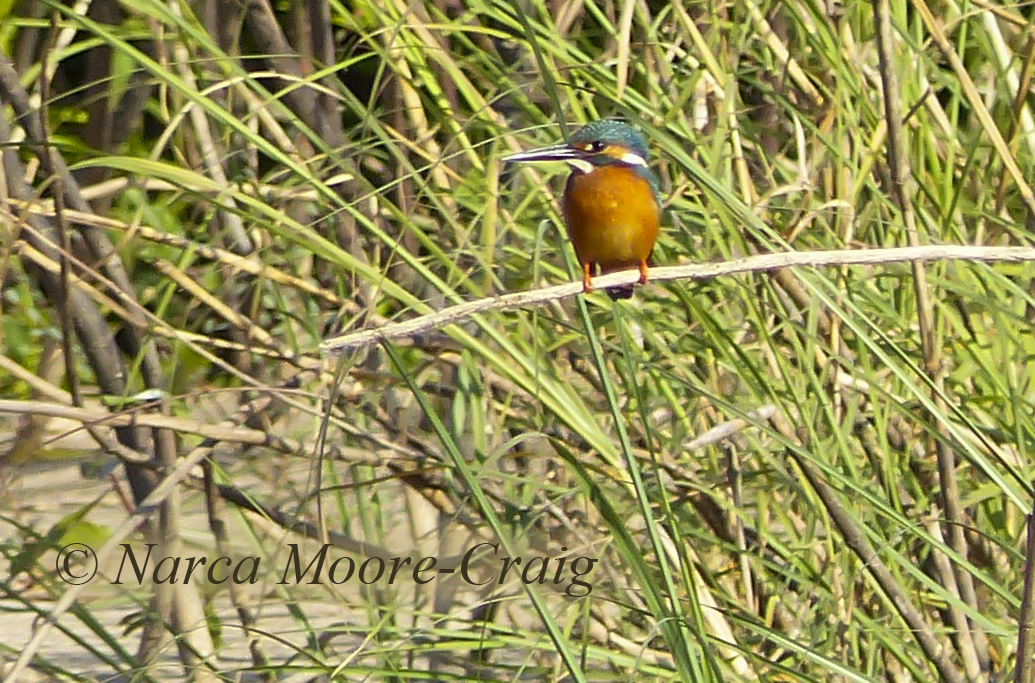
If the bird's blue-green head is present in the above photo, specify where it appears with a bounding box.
[503,120,650,174]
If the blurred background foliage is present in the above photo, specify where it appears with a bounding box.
[1,0,1035,680]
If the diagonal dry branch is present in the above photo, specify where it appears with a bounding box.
[321,245,1035,352]
[873,0,986,676]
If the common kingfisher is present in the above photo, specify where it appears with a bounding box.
[504,120,661,299]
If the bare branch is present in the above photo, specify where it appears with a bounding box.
[322,245,1035,352]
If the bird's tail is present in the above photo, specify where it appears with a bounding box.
[600,262,642,299]
[605,284,635,299]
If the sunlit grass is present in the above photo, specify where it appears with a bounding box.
[1,0,1033,680]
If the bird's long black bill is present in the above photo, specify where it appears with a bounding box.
[502,144,579,164]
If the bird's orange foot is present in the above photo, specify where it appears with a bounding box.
[638,260,649,285]
[582,263,594,293]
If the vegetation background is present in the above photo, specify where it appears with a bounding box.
[1,0,1033,681]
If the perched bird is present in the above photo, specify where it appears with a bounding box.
[503,120,661,299]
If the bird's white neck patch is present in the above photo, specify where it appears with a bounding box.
[566,151,646,174]
[619,151,647,167]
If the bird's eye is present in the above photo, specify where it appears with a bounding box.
[588,141,606,153]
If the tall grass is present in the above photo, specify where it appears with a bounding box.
[1,0,1033,680]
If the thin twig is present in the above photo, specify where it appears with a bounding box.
[785,445,966,683]
[322,245,1035,352]
[1016,512,1035,683]
[911,0,1035,218]
[874,0,986,674]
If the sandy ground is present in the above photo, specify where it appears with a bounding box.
[0,457,404,681]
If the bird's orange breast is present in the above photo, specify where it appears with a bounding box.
[562,165,660,273]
